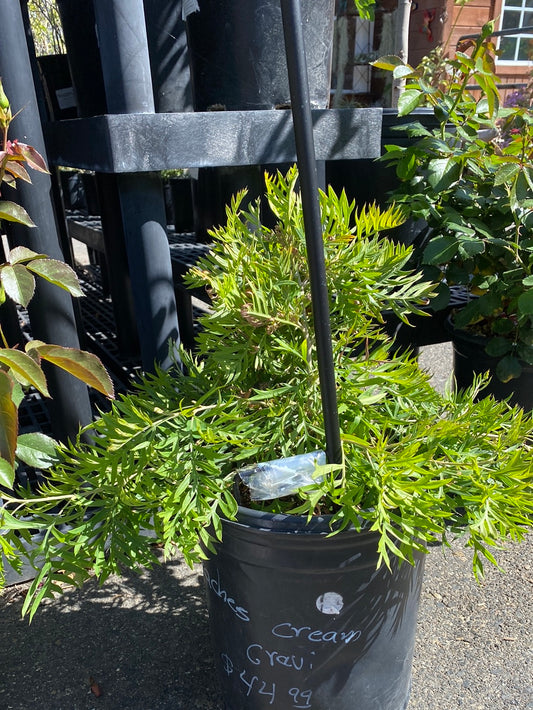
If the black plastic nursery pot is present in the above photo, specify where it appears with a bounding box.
[185,0,335,239]
[186,0,335,111]
[203,507,425,710]
[451,324,533,410]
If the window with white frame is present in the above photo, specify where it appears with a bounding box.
[498,0,533,63]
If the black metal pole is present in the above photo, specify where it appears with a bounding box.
[0,0,93,442]
[280,0,342,465]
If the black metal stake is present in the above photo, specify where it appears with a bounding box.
[280,0,342,465]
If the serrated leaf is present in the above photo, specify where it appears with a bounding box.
[12,142,48,173]
[16,432,59,469]
[0,263,35,307]
[8,246,45,264]
[397,89,422,117]
[31,344,114,397]
[26,259,84,297]
[0,200,35,227]
[0,348,49,395]
[427,158,461,191]
[494,162,520,186]
[0,370,17,467]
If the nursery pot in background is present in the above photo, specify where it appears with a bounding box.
[450,323,533,410]
[186,0,335,111]
[186,0,335,239]
[204,507,425,710]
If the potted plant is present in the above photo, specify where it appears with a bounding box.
[7,167,533,708]
[373,22,533,407]
[0,78,113,586]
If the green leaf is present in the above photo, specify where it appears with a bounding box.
[29,344,114,398]
[26,259,84,298]
[495,355,522,382]
[517,344,533,365]
[0,457,15,488]
[371,55,406,71]
[494,163,520,186]
[0,263,35,307]
[517,290,533,315]
[427,158,461,191]
[397,90,422,117]
[485,337,511,357]
[0,200,35,227]
[422,235,458,264]
[8,246,45,264]
[16,432,59,469]
[0,370,17,467]
[0,348,49,395]
[392,65,415,80]
[478,292,501,317]
[457,236,485,258]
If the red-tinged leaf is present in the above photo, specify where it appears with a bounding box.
[0,263,35,307]
[13,142,49,173]
[5,160,31,183]
[89,677,103,698]
[0,199,36,227]
[34,344,114,398]
[8,246,45,264]
[26,258,84,297]
[2,171,16,187]
[0,348,49,395]
[0,370,17,468]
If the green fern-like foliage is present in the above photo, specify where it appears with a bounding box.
[7,167,533,618]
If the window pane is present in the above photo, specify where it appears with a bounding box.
[526,0,533,9]
[517,36,533,59]
[500,36,518,59]
[523,11,533,25]
[502,10,522,29]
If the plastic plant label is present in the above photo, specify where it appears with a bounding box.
[238,450,326,501]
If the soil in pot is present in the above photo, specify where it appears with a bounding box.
[203,507,425,710]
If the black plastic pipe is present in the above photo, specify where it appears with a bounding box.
[0,0,93,442]
[280,0,342,465]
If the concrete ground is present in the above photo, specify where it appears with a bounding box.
[2,343,532,709]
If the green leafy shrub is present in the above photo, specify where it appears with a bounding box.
[0,78,113,587]
[7,168,533,619]
[373,23,533,382]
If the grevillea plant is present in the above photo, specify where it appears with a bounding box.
[0,78,113,586]
[7,168,532,620]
